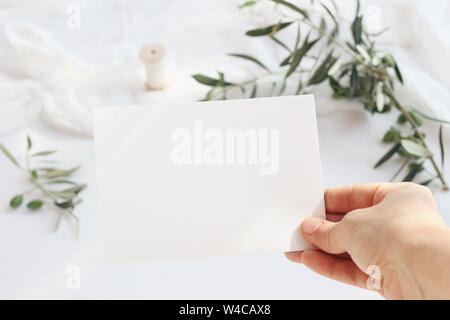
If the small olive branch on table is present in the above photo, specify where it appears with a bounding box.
[192,0,448,190]
[0,136,86,236]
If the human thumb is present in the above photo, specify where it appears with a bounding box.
[301,217,350,254]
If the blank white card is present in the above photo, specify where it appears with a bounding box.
[93,95,325,261]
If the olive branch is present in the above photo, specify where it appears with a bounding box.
[192,0,448,190]
[0,136,86,235]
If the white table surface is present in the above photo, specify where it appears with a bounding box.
[0,0,449,299]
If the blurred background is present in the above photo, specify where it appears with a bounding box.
[0,0,449,299]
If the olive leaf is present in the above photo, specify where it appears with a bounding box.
[61,184,87,195]
[271,0,309,19]
[351,16,363,45]
[27,136,32,150]
[397,111,422,127]
[420,178,435,186]
[350,65,358,97]
[54,199,74,209]
[31,150,57,157]
[250,83,258,98]
[393,57,404,84]
[327,55,343,76]
[10,195,23,208]
[238,1,256,9]
[403,162,424,182]
[286,35,319,78]
[40,166,80,178]
[319,17,327,32]
[374,143,401,168]
[411,108,450,125]
[356,45,371,61]
[279,78,287,95]
[228,53,269,71]
[27,199,43,210]
[280,55,291,67]
[199,88,213,101]
[401,139,432,158]
[192,74,234,87]
[0,144,21,168]
[43,180,78,185]
[321,2,339,39]
[382,127,401,143]
[355,0,361,16]
[245,21,293,37]
[55,198,82,209]
[375,82,384,112]
[307,51,336,85]
[270,36,291,52]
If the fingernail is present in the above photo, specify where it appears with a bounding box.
[302,218,323,234]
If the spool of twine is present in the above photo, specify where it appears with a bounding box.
[139,44,172,90]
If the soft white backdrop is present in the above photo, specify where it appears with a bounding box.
[0,0,449,299]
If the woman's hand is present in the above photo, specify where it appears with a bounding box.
[286,182,450,299]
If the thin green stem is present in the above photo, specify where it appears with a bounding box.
[411,108,450,125]
[25,148,30,171]
[390,156,411,182]
[23,186,38,195]
[385,85,448,190]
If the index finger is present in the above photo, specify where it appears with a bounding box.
[324,183,403,213]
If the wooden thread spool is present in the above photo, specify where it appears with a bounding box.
[139,44,172,90]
